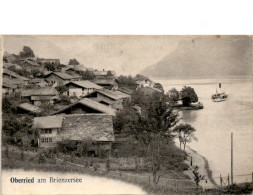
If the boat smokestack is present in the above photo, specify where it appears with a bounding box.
[219,83,221,88]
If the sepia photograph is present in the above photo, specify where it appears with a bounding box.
[1,35,253,194]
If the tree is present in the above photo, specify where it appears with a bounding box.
[173,124,198,151]
[19,46,35,58]
[180,86,198,106]
[129,92,179,185]
[153,83,164,93]
[167,88,180,103]
[68,58,80,65]
[81,70,95,80]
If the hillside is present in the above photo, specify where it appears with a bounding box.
[140,36,253,78]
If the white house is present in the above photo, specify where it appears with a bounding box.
[64,80,103,98]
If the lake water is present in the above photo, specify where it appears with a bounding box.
[2,169,147,194]
[153,76,253,184]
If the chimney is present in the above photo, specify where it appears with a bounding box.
[219,83,221,88]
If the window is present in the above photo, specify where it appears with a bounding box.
[41,137,53,143]
[44,129,52,134]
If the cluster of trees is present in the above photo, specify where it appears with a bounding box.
[19,46,35,58]
[113,90,198,185]
[167,86,198,106]
[68,58,80,65]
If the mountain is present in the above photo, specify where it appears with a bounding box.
[140,36,253,78]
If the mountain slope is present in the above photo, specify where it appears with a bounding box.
[140,36,253,78]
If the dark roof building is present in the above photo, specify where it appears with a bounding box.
[59,114,114,142]
[53,98,116,116]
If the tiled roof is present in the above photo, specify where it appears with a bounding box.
[53,98,116,116]
[59,114,114,142]
[90,89,122,100]
[3,69,29,80]
[44,72,74,80]
[21,87,59,97]
[32,115,64,129]
[65,81,103,90]
[18,103,42,114]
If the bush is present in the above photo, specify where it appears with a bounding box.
[38,153,46,164]
[93,164,100,171]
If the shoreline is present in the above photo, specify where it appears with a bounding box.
[183,145,218,189]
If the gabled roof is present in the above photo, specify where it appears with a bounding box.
[87,89,122,100]
[65,81,103,90]
[44,72,74,80]
[18,103,42,114]
[3,69,29,80]
[59,114,114,142]
[21,87,59,97]
[32,115,64,129]
[24,59,40,66]
[53,98,116,116]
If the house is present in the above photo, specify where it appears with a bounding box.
[17,103,42,115]
[92,78,118,90]
[21,87,59,106]
[19,59,42,72]
[43,72,81,86]
[85,89,129,110]
[29,78,50,88]
[3,69,29,81]
[136,79,154,88]
[138,86,162,96]
[2,78,28,94]
[33,114,115,155]
[93,69,116,79]
[2,81,16,95]
[32,115,65,147]
[3,52,19,63]
[53,98,116,116]
[38,58,60,65]
[62,65,87,76]
[3,63,22,70]
[63,80,103,98]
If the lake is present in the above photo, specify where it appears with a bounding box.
[153,76,253,184]
[2,169,147,194]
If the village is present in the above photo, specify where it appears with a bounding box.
[2,46,252,195]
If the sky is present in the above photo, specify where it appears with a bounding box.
[3,35,252,76]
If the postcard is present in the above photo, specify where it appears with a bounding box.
[1,35,253,194]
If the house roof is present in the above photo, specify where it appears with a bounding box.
[65,81,103,90]
[92,78,116,85]
[29,78,48,83]
[3,63,22,70]
[18,103,42,114]
[93,71,108,76]
[53,98,116,116]
[21,87,59,97]
[24,59,40,66]
[114,90,131,99]
[32,115,64,129]
[62,65,87,72]
[59,114,114,142]
[2,78,27,88]
[3,69,29,80]
[117,87,133,95]
[44,72,74,80]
